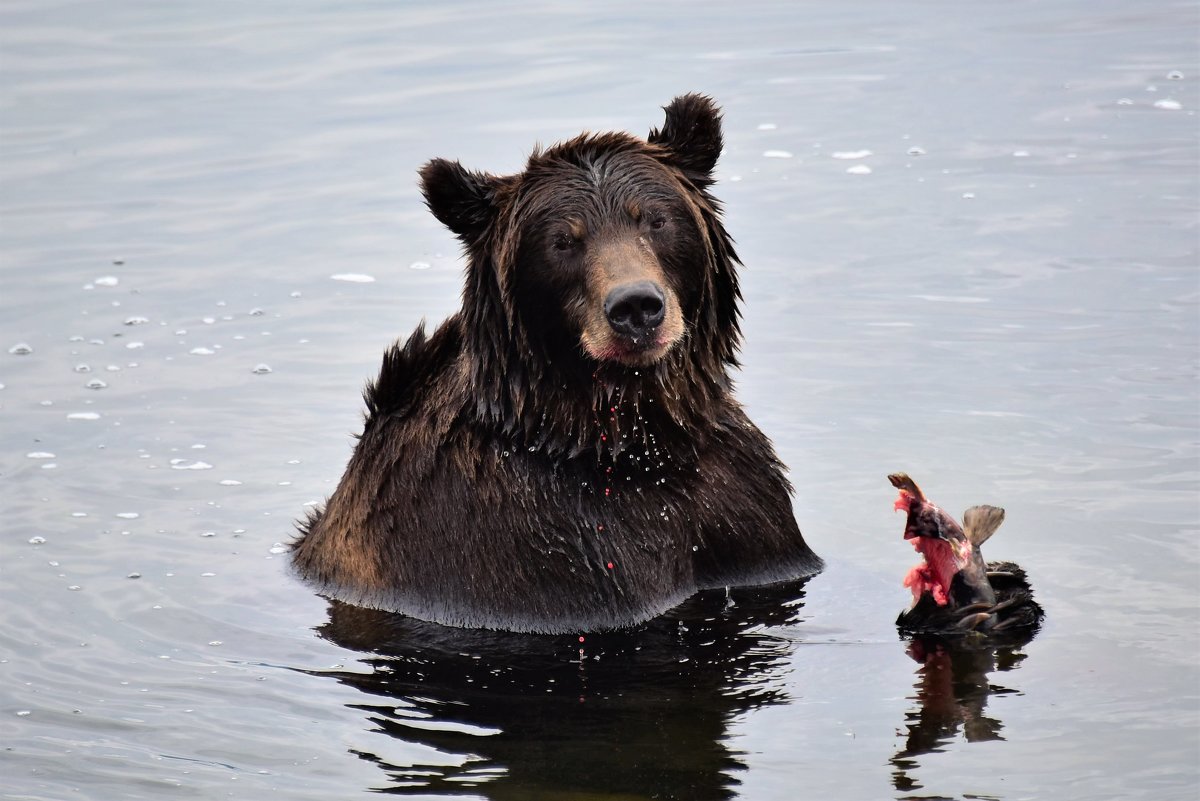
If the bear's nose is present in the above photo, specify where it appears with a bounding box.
[604,280,666,341]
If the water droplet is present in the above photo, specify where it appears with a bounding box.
[208,640,223,646]
[115,512,140,519]
[127,572,141,579]
[74,363,91,373]
[28,536,46,545]
[67,412,101,421]
[906,146,926,156]
[833,149,873,160]
[409,261,432,270]
[189,347,215,356]
[9,343,33,355]
[762,149,793,159]
[68,585,82,591]
[86,379,108,390]
[962,192,976,199]
[27,452,55,459]
[201,531,216,538]
[124,316,149,326]
[268,544,287,555]
[94,276,119,287]
[756,122,777,130]
[1167,70,1184,80]
[125,341,144,349]
[219,479,242,486]
[846,164,872,175]
[251,364,272,374]
[1153,98,1182,111]
[330,273,375,283]
[15,710,32,717]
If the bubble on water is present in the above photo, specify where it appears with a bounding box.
[962,192,977,199]
[201,531,216,537]
[762,150,793,159]
[86,379,107,390]
[200,572,215,577]
[846,164,872,175]
[170,459,213,470]
[290,290,302,298]
[124,316,149,326]
[95,276,119,287]
[268,544,287,555]
[286,459,301,465]
[68,585,82,591]
[1116,97,1134,106]
[15,710,32,717]
[251,364,272,374]
[1013,150,1031,157]
[27,452,55,459]
[409,261,432,270]
[125,572,141,579]
[67,412,101,420]
[756,122,777,130]
[9,342,33,355]
[28,536,46,545]
[105,364,121,372]
[208,640,223,646]
[1153,98,1182,110]
[189,347,215,356]
[331,273,376,282]
[219,479,242,486]
[833,149,873,160]
[71,512,87,518]
[249,307,264,316]
[1167,70,1184,80]
[41,463,57,470]
[74,363,91,373]
[116,512,140,519]
[125,342,144,350]
[906,146,926,156]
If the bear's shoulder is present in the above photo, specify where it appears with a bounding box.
[364,317,464,419]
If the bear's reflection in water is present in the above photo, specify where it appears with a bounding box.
[309,579,813,800]
[890,629,1039,794]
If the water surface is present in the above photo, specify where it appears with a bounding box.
[2,2,1198,799]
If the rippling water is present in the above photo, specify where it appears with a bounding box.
[2,2,1197,799]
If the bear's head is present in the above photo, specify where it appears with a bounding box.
[419,95,742,452]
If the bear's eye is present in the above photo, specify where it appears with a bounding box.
[648,215,668,231]
[551,234,577,252]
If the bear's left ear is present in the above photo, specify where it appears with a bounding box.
[419,158,501,243]
[648,93,723,181]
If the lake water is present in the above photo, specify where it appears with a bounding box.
[2,2,1197,799]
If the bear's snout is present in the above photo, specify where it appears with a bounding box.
[604,280,666,341]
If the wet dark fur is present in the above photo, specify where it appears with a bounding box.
[292,95,823,633]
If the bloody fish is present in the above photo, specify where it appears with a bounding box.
[889,472,1043,635]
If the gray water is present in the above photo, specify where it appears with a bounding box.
[2,2,1198,799]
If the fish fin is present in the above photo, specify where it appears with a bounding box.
[955,611,994,630]
[962,505,1005,547]
[888,472,925,502]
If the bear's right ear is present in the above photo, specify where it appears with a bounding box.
[648,93,723,182]
[419,158,499,242]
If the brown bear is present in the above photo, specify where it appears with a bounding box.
[292,94,823,633]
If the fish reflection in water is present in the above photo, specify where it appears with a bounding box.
[305,579,814,800]
[890,629,1039,795]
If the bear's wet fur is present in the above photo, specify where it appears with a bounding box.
[292,94,823,633]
